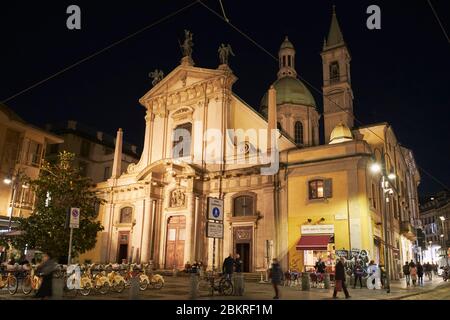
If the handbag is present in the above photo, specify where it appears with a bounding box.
[335,280,342,291]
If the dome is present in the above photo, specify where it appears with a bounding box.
[280,36,294,50]
[329,122,353,144]
[260,77,317,113]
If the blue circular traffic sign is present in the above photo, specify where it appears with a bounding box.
[212,207,220,218]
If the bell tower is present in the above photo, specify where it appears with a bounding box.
[277,36,297,79]
[321,6,354,143]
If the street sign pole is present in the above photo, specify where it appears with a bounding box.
[68,227,73,265]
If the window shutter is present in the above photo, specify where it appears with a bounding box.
[324,179,333,198]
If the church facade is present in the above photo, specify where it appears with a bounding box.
[82,9,421,278]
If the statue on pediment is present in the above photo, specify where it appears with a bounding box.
[218,43,234,65]
[180,30,194,58]
[149,69,164,86]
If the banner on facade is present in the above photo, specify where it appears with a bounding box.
[207,197,224,222]
[301,224,334,234]
[207,222,223,239]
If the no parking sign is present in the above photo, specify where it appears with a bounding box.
[70,207,80,229]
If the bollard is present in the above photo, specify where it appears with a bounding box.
[301,272,310,291]
[324,273,331,289]
[129,275,140,300]
[190,273,198,299]
[52,277,64,300]
[173,268,178,278]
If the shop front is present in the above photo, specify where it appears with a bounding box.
[295,224,336,273]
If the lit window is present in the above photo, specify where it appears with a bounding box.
[295,121,303,145]
[309,179,332,200]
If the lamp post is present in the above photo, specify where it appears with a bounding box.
[440,216,448,266]
[370,149,396,293]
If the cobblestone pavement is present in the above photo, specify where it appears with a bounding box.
[0,275,448,300]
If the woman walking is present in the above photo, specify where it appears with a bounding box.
[410,264,418,287]
[35,253,57,300]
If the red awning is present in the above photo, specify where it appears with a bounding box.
[296,235,331,251]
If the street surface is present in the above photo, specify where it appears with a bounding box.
[0,275,448,300]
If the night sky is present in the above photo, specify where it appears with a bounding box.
[1,1,449,196]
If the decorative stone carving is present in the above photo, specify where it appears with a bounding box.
[170,189,186,208]
[236,228,252,241]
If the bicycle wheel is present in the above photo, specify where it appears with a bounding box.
[7,276,18,295]
[79,282,91,296]
[22,276,32,295]
[220,279,233,296]
[98,282,110,295]
[197,279,210,292]
[152,278,164,290]
[114,280,125,293]
[139,278,149,291]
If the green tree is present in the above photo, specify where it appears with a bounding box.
[11,151,103,261]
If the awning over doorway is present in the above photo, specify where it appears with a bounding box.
[296,235,332,251]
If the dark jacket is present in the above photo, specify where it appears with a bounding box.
[417,264,424,276]
[270,263,283,284]
[315,261,326,273]
[234,258,243,273]
[335,261,346,281]
[403,264,410,275]
[35,259,57,299]
[223,256,234,274]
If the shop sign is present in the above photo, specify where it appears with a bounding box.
[336,250,349,258]
[301,224,334,234]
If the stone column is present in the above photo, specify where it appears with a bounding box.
[141,198,152,262]
[185,193,195,264]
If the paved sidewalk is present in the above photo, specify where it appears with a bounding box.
[0,275,447,300]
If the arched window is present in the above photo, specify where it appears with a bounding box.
[295,121,303,145]
[282,56,286,67]
[120,207,133,224]
[330,62,340,83]
[233,196,255,217]
[172,122,192,158]
[288,55,292,67]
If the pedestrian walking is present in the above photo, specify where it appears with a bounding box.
[417,262,424,286]
[409,260,416,269]
[315,258,326,273]
[35,253,57,300]
[333,257,351,299]
[410,265,418,287]
[403,262,411,287]
[222,254,234,281]
[269,258,283,299]
[425,262,432,281]
[353,262,363,289]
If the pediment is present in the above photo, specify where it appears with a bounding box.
[139,64,236,106]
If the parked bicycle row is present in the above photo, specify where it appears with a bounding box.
[0,262,164,297]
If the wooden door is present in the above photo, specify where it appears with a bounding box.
[165,216,186,269]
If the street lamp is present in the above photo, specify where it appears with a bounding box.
[370,148,397,294]
[439,216,448,266]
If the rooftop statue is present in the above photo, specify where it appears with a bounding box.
[149,69,164,86]
[218,43,234,65]
[180,30,194,58]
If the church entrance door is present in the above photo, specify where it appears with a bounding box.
[165,216,186,269]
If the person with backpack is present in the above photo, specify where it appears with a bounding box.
[403,261,411,287]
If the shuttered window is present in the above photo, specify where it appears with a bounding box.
[309,179,332,200]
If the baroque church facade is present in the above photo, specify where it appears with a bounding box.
[83,9,421,277]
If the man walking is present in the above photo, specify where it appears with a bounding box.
[333,257,351,299]
[269,258,283,299]
[222,254,234,281]
[403,261,411,287]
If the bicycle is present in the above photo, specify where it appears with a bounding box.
[0,266,18,295]
[197,272,233,296]
[22,265,42,295]
[64,264,93,296]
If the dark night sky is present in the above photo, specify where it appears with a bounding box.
[1,1,449,195]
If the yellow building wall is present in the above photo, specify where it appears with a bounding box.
[287,166,374,271]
